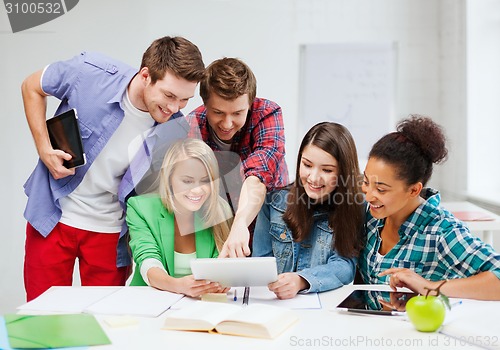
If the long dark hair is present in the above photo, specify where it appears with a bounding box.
[369,115,448,186]
[282,122,364,257]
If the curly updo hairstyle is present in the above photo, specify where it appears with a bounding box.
[369,115,448,186]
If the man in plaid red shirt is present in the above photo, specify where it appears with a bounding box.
[187,57,289,257]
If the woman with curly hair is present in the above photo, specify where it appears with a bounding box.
[359,115,500,300]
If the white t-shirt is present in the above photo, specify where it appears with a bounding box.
[59,91,155,233]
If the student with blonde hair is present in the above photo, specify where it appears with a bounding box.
[127,138,232,297]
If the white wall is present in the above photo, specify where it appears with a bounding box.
[466,0,500,205]
[0,0,468,313]
[434,0,467,198]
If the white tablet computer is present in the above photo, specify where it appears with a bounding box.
[190,257,278,287]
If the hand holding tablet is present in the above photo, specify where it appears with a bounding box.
[46,108,86,168]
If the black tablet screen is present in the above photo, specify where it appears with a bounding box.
[337,289,418,313]
[46,109,85,168]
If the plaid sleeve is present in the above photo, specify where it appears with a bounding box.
[437,221,500,279]
[241,103,286,190]
[185,107,207,140]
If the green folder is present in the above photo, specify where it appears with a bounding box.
[4,314,111,348]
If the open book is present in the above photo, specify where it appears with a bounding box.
[163,301,298,339]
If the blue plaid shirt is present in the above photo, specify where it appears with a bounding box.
[359,188,500,284]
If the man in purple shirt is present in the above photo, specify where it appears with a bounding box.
[21,36,205,301]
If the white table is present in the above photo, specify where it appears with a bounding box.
[441,201,500,246]
[60,285,497,350]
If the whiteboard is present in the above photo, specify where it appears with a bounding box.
[299,42,397,163]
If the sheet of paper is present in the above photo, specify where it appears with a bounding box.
[170,296,199,310]
[18,286,184,317]
[168,287,322,310]
[17,286,121,313]
[84,286,184,317]
[438,299,500,349]
[247,286,322,309]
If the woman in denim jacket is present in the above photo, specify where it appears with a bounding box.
[253,122,365,299]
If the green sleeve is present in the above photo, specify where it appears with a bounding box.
[126,197,164,271]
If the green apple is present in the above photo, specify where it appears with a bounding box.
[406,295,446,332]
